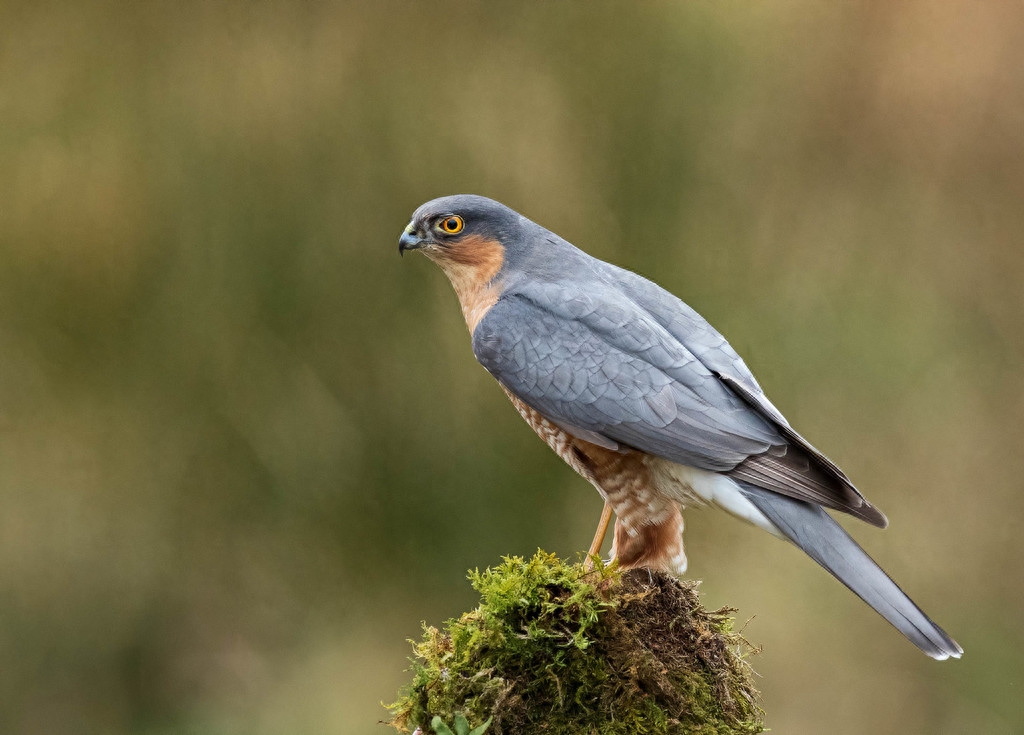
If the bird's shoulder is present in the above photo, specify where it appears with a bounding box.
[474,256,762,396]
[471,276,691,377]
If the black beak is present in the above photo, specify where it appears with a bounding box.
[398,229,425,256]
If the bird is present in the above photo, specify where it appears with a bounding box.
[398,194,962,660]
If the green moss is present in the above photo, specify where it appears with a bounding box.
[387,551,764,735]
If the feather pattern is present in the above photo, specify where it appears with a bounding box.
[473,290,782,472]
[473,261,884,524]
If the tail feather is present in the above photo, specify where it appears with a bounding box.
[736,482,963,660]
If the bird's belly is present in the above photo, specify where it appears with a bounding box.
[500,386,781,539]
[500,387,603,478]
[501,388,675,525]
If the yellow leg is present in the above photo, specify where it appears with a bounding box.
[583,501,613,571]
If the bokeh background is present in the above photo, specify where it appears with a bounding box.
[2,1,1023,733]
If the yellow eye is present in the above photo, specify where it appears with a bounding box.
[438,215,464,234]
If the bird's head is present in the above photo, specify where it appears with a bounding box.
[398,194,525,268]
[399,195,538,329]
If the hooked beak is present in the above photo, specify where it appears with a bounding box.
[398,225,426,256]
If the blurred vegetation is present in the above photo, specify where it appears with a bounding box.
[0,1,1021,734]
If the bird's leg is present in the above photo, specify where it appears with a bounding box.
[583,501,613,571]
[610,505,688,577]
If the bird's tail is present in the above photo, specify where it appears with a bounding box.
[735,481,963,660]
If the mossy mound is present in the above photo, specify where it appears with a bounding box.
[387,551,763,735]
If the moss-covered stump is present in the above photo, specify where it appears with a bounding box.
[387,551,763,735]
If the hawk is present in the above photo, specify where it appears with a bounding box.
[399,194,961,660]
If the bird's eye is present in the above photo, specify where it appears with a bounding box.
[438,215,464,234]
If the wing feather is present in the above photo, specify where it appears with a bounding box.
[603,264,887,527]
[473,291,782,473]
[473,272,888,526]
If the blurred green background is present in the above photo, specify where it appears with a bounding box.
[1,1,1022,733]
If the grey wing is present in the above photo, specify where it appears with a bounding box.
[606,265,887,528]
[472,291,786,473]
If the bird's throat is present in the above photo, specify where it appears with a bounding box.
[427,235,505,333]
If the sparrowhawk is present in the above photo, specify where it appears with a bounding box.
[399,194,961,660]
